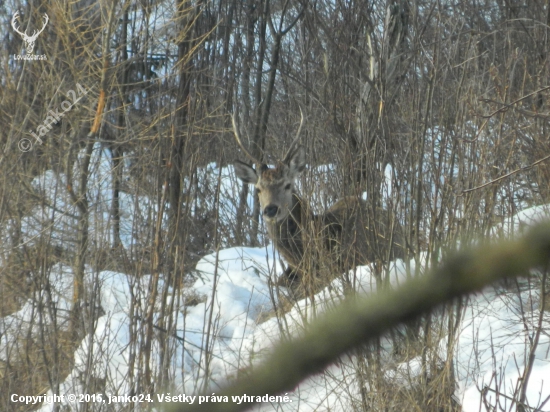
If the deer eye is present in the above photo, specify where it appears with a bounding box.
[256,188,261,193]
[285,184,291,190]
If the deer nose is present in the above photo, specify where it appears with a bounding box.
[264,205,279,218]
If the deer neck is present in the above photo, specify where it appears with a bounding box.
[266,192,307,265]
[268,192,306,242]
[282,192,304,232]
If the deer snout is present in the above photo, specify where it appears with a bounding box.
[263,204,279,218]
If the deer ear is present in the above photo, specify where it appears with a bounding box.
[233,161,258,184]
[288,146,306,177]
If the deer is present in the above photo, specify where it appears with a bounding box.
[11,11,49,54]
[231,113,404,295]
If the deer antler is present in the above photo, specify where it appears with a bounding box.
[11,12,26,37]
[283,106,304,163]
[231,113,262,166]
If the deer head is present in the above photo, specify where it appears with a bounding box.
[11,11,49,54]
[232,111,305,223]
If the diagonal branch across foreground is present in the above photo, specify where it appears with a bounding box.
[167,223,550,412]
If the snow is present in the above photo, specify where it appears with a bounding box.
[2,148,550,411]
[456,287,550,411]
[26,237,546,411]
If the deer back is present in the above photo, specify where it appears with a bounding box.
[321,197,404,272]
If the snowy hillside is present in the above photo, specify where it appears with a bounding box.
[18,206,547,411]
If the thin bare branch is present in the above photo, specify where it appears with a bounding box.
[461,153,550,194]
